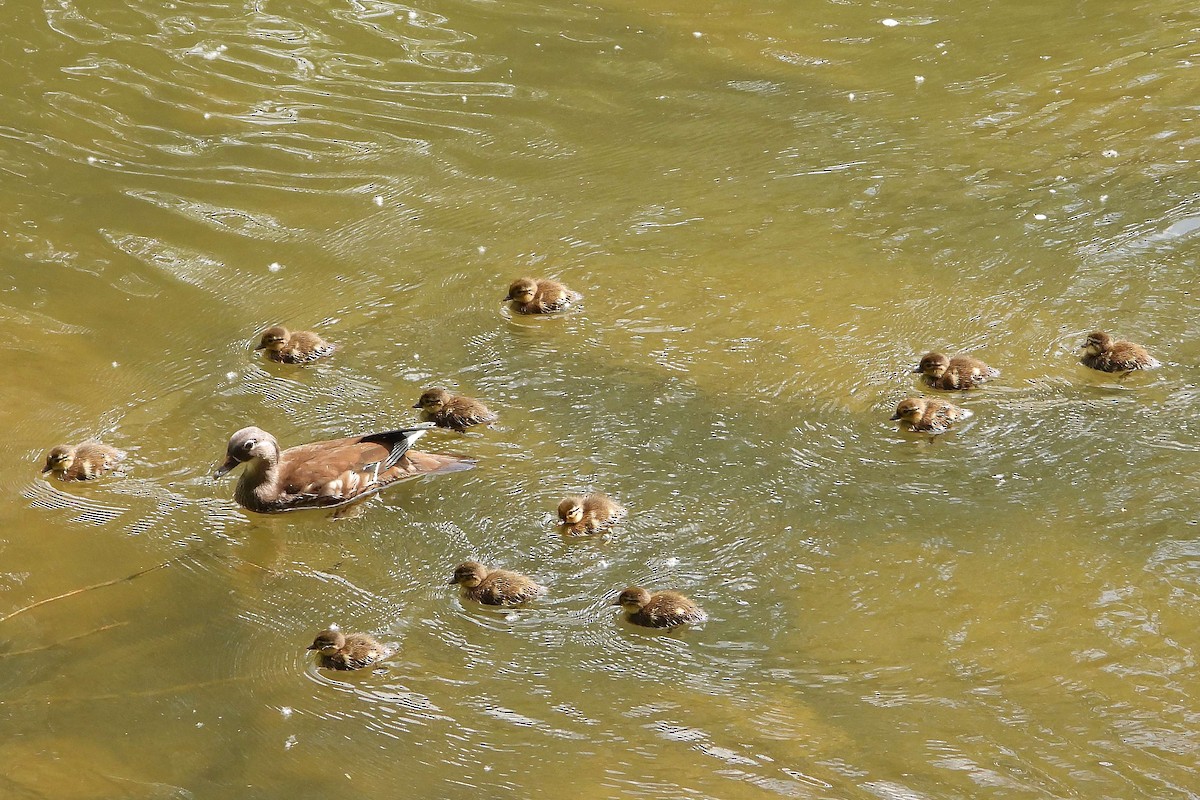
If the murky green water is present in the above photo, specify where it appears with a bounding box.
[2,0,1198,797]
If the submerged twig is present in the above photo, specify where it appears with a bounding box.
[0,554,187,625]
[0,621,129,657]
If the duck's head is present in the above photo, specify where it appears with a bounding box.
[1082,331,1111,356]
[214,427,280,478]
[414,387,452,412]
[255,326,290,352]
[914,352,949,379]
[613,587,652,613]
[41,445,75,474]
[890,398,927,424]
[557,496,585,525]
[307,626,346,654]
[450,561,488,588]
[504,278,538,304]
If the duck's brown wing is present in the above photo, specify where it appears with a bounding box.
[273,427,448,506]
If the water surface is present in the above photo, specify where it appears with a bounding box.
[1,0,1198,797]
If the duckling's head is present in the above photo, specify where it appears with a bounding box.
[214,426,280,477]
[1082,331,1111,355]
[41,445,75,474]
[414,387,452,412]
[450,561,488,588]
[614,587,652,613]
[504,278,538,303]
[557,496,585,525]
[255,326,290,352]
[307,626,346,654]
[914,352,949,378]
[890,398,927,423]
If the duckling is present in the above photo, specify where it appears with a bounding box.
[613,587,707,629]
[213,424,473,514]
[503,277,581,314]
[913,351,999,390]
[40,441,125,481]
[255,325,336,364]
[306,626,384,671]
[890,397,971,433]
[1080,331,1160,372]
[450,561,545,606]
[412,388,498,432]
[557,494,625,535]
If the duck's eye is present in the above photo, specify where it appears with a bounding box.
[241,439,257,451]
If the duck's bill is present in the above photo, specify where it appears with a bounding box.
[910,365,923,373]
[213,455,240,479]
[253,343,267,350]
[39,465,51,474]
[889,413,902,420]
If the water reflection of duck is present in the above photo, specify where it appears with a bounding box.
[412,388,497,431]
[1080,331,1159,372]
[254,325,336,364]
[614,587,707,628]
[503,277,581,314]
[890,397,970,433]
[213,425,472,513]
[450,561,545,606]
[557,494,625,535]
[913,351,998,390]
[40,442,125,481]
[307,626,383,671]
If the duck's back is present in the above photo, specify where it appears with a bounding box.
[474,570,543,606]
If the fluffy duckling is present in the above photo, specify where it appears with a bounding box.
[307,626,384,671]
[1080,331,1159,372]
[213,424,473,514]
[614,587,707,629]
[890,397,971,433]
[503,277,581,314]
[913,351,999,390]
[557,494,625,535]
[40,441,125,481]
[450,561,545,606]
[255,325,336,364]
[412,388,498,432]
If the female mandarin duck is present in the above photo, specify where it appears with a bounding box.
[41,441,125,481]
[450,561,545,606]
[557,494,625,535]
[255,325,336,364]
[412,388,498,432]
[213,424,472,513]
[913,351,999,390]
[890,397,971,433]
[1080,331,1159,372]
[307,626,384,671]
[613,587,707,629]
[503,277,581,314]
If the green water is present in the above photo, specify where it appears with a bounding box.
[1,0,1198,797]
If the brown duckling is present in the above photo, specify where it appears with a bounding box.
[1080,331,1160,372]
[413,388,498,432]
[450,561,545,606]
[890,397,971,433]
[614,587,707,629]
[213,424,473,514]
[307,626,384,671]
[913,351,999,390]
[503,277,581,314]
[41,441,126,481]
[255,325,336,364]
[557,494,625,535]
